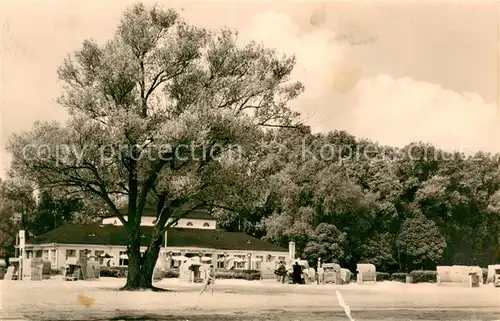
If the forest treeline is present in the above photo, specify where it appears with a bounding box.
[216,127,500,273]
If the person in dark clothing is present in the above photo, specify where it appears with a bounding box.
[292,262,302,284]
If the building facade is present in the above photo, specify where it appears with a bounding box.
[22,209,289,270]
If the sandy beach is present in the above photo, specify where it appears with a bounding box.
[1,278,499,320]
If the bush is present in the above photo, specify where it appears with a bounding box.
[100,267,128,278]
[100,269,118,277]
[409,270,437,283]
[216,269,261,281]
[391,272,409,283]
[50,269,62,276]
[376,272,391,281]
[164,270,179,278]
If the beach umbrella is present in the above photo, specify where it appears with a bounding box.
[171,255,188,261]
[119,254,128,260]
[200,256,212,262]
[99,253,113,258]
[187,259,202,266]
[230,257,245,263]
[65,257,78,265]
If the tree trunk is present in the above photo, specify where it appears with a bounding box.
[121,223,165,291]
[140,226,164,288]
[122,224,144,290]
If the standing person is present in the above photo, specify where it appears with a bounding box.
[304,267,310,284]
[317,265,325,285]
[199,265,215,295]
[292,262,302,284]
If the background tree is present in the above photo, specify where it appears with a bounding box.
[29,190,85,236]
[0,179,87,259]
[0,178,19,259]
[396,213,447,270]
[303,223,346,266]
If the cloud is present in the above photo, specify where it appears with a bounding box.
[242,10,500,154]
[347,75,500,153]
[240,11,350,99]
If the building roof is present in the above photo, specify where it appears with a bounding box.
[119,208,214,220]
[27,224,288,252]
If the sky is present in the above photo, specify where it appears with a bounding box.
[1,0,500,178]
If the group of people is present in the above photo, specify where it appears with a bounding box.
[274,261,326,285]
[199,260,330,296]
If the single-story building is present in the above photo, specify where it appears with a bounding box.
[21,208,290,270]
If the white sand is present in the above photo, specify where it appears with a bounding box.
[1,278,499,320]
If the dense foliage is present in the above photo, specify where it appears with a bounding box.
[217,129,500,273]
[0,179,86,259]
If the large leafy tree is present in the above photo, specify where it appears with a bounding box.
[7,4,303,290]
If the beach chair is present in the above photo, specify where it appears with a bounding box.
[65,267,79,281]
[4,266,15,280]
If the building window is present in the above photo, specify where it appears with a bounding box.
[66,249,76,259]
[50,249,56,266]
[119,251,128,266]
[186,222,193,227]
[254,255,263,270]
[43,250,49,260]
[203,222,210,227]
[95,250,104,265]
[234,255,246,269]
[217,254,225,269]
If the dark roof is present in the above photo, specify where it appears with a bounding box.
[119,208,214,220]
[28,224,287,252]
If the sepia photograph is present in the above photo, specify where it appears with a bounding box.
[1,1,500,320]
